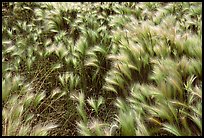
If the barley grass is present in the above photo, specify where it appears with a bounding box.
[2,2,202,136]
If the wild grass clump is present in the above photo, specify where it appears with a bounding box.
[2,2,202,136]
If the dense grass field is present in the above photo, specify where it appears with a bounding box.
[2,2,202,136]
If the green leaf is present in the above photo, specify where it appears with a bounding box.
[33,91,46,107]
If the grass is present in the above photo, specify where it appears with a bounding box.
[2,2,202,136]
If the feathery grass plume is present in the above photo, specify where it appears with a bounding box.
[161,123,183,136]
[2,2,202,136]
[51,87,66,100]
[87,96,104,116]
[116,108,135,136]
[76,121,92,136]
[70,92,88,124]
[183,35,202,60]
[149,58,184,100]
[87,119,109,136]
[2,75,57,136]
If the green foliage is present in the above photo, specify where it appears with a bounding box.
[2,2,202,136]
